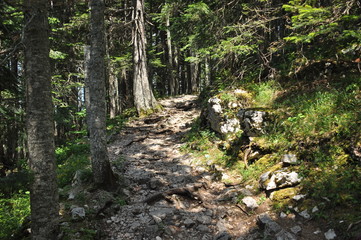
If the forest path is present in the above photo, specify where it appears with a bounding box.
[101,95,317,240]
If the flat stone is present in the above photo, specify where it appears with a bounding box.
[275,229,297,240]
[242,196,259,210]
[290,225,302,235]
[324,229,337,240]
[292,194,306,201]
[184,218,195,228]
[312,206,319,213]
[299,210,311,219]
[281,154,298,165]
[71,207,85,219]
[214,231,232,240]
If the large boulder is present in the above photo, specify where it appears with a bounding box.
[205,89,252,139]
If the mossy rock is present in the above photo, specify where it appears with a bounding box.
[270,187,298,203]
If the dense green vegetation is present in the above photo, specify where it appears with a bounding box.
[0,0,360,238]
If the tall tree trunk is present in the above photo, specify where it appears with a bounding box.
[132,0,158,115]
[24,0,59,239]
[108,61,121,119]
[87,0,116,189]
[190,49,199,93]
[165,11,176,96]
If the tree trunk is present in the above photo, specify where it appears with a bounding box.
[24,0,59,239]
[190,49,199,93]
[132,0,159,115]
[88,0,116,189]
[108,61,121,119]
[165,11,176,96]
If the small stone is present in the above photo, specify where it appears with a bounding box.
[68,192,75,200]
[197,224,211,233]
[281,154,298,165]
[290,225,302,235]
[324,229,337,240]
[242,196,259,210]
[312,206,319,213]
[184,218,195,228]
[71,207,85,219]
[214,231,232,240]
[280,212,287,218]
[275,229,297,240]
[292,194,306,201]
[299,210,311,219]
[155,237,162,240]
[240,188,253,196]
[314,229,322,234]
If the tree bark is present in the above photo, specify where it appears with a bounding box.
[132,0,158,115]
[24,0,59,239]
[88,0,116,189]
[165,10,176,96]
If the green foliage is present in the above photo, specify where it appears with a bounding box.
[0,191,30,240]
[56,143,91,188]
[249,80,280,108]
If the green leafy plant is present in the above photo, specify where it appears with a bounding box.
[0,191,30,240]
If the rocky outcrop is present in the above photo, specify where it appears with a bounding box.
[205,89,252,139]
[259,169,302,191]
[237,109,269,137]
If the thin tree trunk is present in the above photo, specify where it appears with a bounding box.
[132,0,159,115]
[24,0,59,238]
[108,61,121,119]
[88,0,116,189]
[165,12,176,96]
[190,49,199,93]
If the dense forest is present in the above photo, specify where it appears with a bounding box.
[0,0,360,239]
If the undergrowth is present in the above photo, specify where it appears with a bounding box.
[183,74,361,224]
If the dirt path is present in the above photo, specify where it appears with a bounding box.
[101,95,322,240]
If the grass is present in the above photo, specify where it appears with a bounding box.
[184,73,361,226]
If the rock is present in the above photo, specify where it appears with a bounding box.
[237,109,268,137]
[214,231,232,240]
[149,208,174,221]
[220,118,241,135]
[68,192,75,200]
[207,97,224,134]
[240,188,253,196]
[280,212,287,218]
[275,171,302,188]
[71,207,85,220]
[324,229,337,240]
[260,170,302,190]
[275,229,297,240]
[290,225,302,235]
[271,188,298,202]
[299,210,311,219]
[242,196,259,210]
[292,194,306,201]
[312,206,319,213]
[184,218,195,228]
[281,154,298,165]
[149,178,163,190]
[258,214,282,234]
[197,224,211,233]
[196,215,212,225]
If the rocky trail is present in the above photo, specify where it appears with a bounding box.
[98,95,329,240]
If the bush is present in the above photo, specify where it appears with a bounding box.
[0,191,30,240]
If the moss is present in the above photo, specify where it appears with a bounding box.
[138,104,163,117]
[271,187,298,201]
